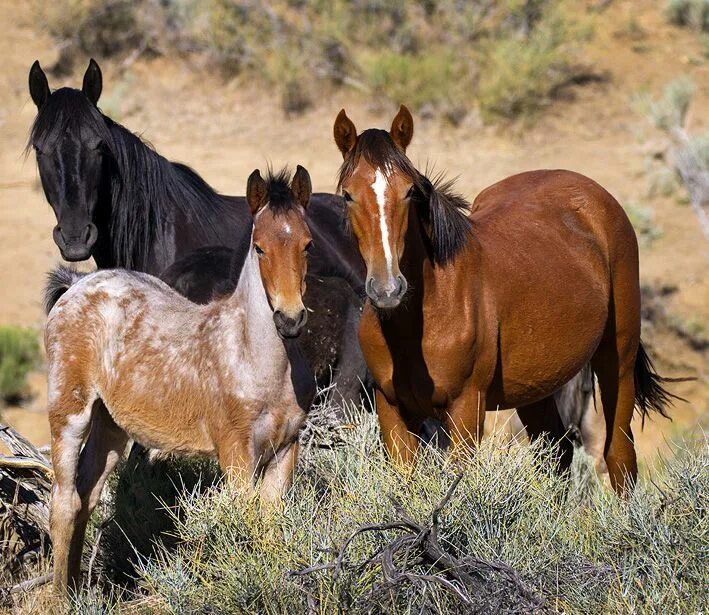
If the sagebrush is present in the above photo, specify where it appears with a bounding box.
[65,409,709,614]
[0,326,40,404]
[34,0,593,119]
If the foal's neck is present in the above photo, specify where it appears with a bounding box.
[229,247,282,350]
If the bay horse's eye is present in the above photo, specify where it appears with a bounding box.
[304,241,314,254]
[254,244,265,256]
[405,185,415,199]
[343,191,353,203]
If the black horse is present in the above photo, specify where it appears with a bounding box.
[162,246,372,408]
[28,59,365,293]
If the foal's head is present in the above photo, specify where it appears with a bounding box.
[28,59,108,261]
[246,166,313,338]
[334,106,471,309]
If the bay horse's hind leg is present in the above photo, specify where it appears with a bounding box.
[591,327,639,496]
[516,396,574,474]
[71,401,129,583]
[591,254,641,496]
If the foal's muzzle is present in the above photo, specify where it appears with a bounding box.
[273,308,308,338]
[366,274,407,309]
[53,223,98,262]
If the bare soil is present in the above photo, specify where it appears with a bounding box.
[0,0,706,461]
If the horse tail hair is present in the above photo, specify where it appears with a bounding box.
[634,341,688,426]
[44,265,86,314]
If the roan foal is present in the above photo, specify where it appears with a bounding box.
[43,166,313,593]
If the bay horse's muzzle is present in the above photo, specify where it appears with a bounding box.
[273,308,308,338]
[366,274,407,309]
[53,223,98,262]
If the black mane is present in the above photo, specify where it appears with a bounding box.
[29,88,234,270]
[337,129,472,265]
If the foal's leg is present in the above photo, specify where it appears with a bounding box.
[216,428,255,491]
[260,441,300,505]
[376,390,420,466]
[516,396,574,474]
[71,401,129,583]
[49,392,97,593]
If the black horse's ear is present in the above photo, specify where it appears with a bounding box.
[29,60,50,109]
[246,169,268,215]
[290,165,312,210]
[82,59,102,106]
[390,104,414,151]
[333,109,358,157]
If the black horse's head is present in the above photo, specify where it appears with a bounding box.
[28,59,110,261]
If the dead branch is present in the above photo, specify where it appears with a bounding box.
[290,472,547,613]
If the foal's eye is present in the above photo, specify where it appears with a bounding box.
[254,244,264,256]
[343,191,353,203]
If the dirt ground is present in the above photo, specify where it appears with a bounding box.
[0,0,706,460]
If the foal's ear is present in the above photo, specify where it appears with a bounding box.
[290,165,312,210]
[29,61,50,109]
[246,169,268,215]
[333,109,358,157]
[82,59,103,106]
[390,104,414,151]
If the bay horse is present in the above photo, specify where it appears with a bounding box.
[27,59,365,292]
[333,105,678,494]
[162,247,372,409]
[43,167,314,593]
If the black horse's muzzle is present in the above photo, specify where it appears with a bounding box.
[53,223,98,261]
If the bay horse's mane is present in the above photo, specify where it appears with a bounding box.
[337,128,472,265]
[28,88,233,269]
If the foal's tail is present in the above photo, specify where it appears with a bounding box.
[634,341,688,426]
[44,265,86,314]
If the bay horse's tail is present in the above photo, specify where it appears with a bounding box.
[634,341,686,425]
[44,265,86,314]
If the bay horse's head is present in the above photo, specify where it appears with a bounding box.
[246,166,313,338]
[334,105,471,310]
[28,59,109,261]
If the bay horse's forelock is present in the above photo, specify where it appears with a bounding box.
[334,108,682,499]
[44,168,313,594]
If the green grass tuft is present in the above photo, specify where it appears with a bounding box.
[0,326,40,404]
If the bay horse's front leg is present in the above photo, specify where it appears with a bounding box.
[376,389,420,466]
[445,384,487,456]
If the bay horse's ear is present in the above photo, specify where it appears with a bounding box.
[290,165,312,210]
[390,104,414,151]
[333,109,358,157]
[82,59,103,106]
[29,60,50,109]
[246,169,268,215]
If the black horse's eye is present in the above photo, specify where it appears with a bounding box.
[343,191,353,203]
[304,241,314,254]
[254,244,264,256]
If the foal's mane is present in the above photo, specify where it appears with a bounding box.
[263,166,300,215]
[28,88,233,269]
[337,129,472,265]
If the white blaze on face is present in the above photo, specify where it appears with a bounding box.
[372,167,395,284]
